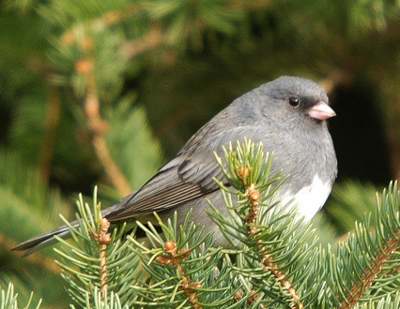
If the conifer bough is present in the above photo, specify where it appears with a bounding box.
[3,139,400,308]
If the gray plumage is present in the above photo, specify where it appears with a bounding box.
[14,76,337,253]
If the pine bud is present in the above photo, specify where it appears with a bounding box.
[164,241,177,255]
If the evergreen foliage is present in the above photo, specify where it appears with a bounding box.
[1,0,400,307]
[54,188,140,307]
[3,140,399,308]
[0,283,41,309]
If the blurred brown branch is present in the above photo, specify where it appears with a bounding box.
[120,26,164,60]
[61,3,142,46]
[75,38,132,196]
[80,58,132,196]
[62,0,274,60]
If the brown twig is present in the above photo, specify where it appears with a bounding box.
[92,135,132,196]
[94,218,111,298]
[120,26,164,60]
[61,4,142,46]
[238,166,304,309]
[61,0,275,61]
[118,0,274,60]
[39,86,61,183]
[234,289,267,308]
[0,234,59,274]
[261,255,302,309]
[61,4,164,63]
[61,0,273,49]
[66,20,164,196]
[338,231,400,309]
[76,38,132,196]
[157,241,202,309]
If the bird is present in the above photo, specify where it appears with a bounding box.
[13,75,337,253]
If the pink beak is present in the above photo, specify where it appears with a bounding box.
[308,102,336,121]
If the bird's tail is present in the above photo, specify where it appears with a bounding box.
[12,222,78,255]
[12,202,125,255]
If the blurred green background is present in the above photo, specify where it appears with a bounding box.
[1,0,400,307]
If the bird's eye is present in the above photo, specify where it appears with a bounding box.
[288,96,300,107]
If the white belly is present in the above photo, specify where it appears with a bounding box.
[279,175,332,221]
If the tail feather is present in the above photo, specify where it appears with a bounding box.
[12,222,78,255]
[12,202,127,255]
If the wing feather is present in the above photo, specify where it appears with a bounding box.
[106,125,262,222]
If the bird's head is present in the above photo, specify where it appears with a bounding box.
[258,76,336,125]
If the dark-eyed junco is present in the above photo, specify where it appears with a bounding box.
[14,76,337,252]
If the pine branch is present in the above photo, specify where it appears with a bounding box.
[0,156,65,275]
[13,140,399,307]
[0,283,41,309]
[128,212,239,308]
[94,218,111,298]
[209,139,323,308]
[120,26,163,60]
[157,241,202,309]
[69,288,128,309]
[61,3,143,47]
[332,181,400,308]
[339,231,400,309]
[75,37,132,196]
[354,293,400,309]
[240,178,302,307]
[104,101,163,189]
[234,151,303,309]
[54,188,140,307]
[62,0,275,63]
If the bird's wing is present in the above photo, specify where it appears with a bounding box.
[106,125,262,222]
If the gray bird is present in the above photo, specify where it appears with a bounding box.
[14,76,337,253]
